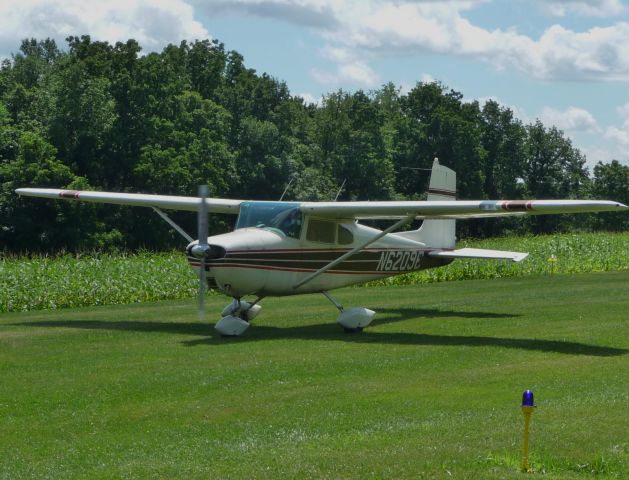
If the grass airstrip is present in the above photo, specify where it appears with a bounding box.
[1,271,628,479]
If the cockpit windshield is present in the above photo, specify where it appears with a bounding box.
[235,202,303,239]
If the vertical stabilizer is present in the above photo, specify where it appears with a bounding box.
[396,158,456,248]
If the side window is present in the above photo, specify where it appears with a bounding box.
[306,219,336,244]
[337,225,354,245]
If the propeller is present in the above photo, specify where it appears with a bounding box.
[189,185,227,320]
[195,185,209,320]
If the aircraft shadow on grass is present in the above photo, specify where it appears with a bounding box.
[13,307,628,357]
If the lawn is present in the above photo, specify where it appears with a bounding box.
[1,272,627,479]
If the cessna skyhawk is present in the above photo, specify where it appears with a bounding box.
[16,159,628,336]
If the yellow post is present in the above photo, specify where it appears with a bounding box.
[521,390,535,473]
[548,254,557,274]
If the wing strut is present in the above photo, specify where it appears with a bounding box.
[151,207,193,243]
[293,215,415,290]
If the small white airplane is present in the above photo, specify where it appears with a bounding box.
[16,159,628,336]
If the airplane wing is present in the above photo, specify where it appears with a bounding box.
[14,188,242,214]
[15,189,628,219]
[300,199,628,220]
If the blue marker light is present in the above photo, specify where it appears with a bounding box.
[520,390,535,472]
[522,390,535,407]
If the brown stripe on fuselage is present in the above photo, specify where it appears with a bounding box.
[189,249,425,266]
[59,190,81,199]
[187,260,451,275]
[501,200,532,211]
[428,188,456,197]
[187,248,451,274]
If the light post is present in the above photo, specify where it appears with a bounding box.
[521,389,535,472]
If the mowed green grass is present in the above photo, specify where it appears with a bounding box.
[1,272,628,479]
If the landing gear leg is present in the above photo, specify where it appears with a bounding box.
[239,296,264,321]
[322,291,344,312]
[321,291,375,333]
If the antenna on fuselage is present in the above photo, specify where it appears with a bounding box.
[400,159,436,196]
[279,173,298,201]
[333,179,347,201]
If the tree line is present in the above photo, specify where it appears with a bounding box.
[1,36,627,253]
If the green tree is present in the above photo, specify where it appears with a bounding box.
[312,90,394,200]
[478,100,528,235]
[400,83,485,200]
[523,121,589,233]
[0,131,95,250]
[186,40,226,100]
[590,160,629,231]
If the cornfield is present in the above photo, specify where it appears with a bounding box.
[2,232,628,312]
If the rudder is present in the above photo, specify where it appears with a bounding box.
[397,158,456,248]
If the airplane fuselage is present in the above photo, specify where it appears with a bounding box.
[188,223,452,297]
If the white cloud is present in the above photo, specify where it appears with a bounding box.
[605,118,629,148]
[195,0,629,82]
[540,106,602,133]
[296,92,322,105]
[579,145,615,167]
[320,45,354,63]
[420,73,436,84]
[341,4,629,81]
[311,60,380,88]
[337,61,380,86]
[0,0,208,58]
[311,42,380,87]
[531,105,629,167]
[574,117,629,166]
[194,0,339,28]
[541,0,626,18]
[616,101,629,118]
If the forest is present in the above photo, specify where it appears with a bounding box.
[1,36,628,253]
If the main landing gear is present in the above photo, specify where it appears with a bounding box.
[214,293,375,337]
[215,297,263,336]
[322,291,375,333]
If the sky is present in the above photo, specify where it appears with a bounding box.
[2,0,629,168]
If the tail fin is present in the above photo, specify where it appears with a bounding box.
[397,158,456,248]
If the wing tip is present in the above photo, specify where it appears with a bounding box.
[513,253,529,262]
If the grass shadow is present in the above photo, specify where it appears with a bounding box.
[12,306,627,357]
[185,325,627,356]
[11,319,213,336]
[371,307,519,327]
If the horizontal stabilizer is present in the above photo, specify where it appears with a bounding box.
[428,247,529,262]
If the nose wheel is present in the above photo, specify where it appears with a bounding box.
[215,297,264,336]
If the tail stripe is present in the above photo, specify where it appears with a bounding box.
[428,188,456,197]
